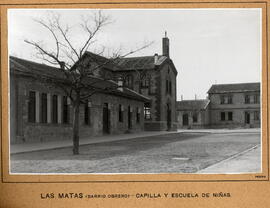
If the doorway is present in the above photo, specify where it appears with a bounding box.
[167,103,171,130]
[245,112,250,124]
[103,103,110,134]
[128,106,132,129]
[183,113,189,126]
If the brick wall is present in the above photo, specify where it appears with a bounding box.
[157,64,177,130]
[177,109,209,129]
[110,61,177,131]
[10,75,145,143]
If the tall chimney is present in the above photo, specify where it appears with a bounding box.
[162,31,170,58]
[154,53,158,64]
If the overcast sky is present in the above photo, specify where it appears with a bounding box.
[8,9,261,100]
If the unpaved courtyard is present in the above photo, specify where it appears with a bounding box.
[10,131,261,173]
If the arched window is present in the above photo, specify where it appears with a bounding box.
[124,74,133,89]
[140,74,150,88]
[166,79,172,94]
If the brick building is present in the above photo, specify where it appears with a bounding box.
[10,56,149,144]
[80,33,178,131]
[112,33,178,131]
[208,82,261,128]
[10,34,179,143]
[176,82,261,129]
[177,99,210,129]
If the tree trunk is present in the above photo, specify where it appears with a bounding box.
[72,93,80,155]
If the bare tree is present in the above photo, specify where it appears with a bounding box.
[25,11,152,155]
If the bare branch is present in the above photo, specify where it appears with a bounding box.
[120,41,154,58]
[33,18,60,59]
[25,40,61,65]
[54,16,80,60]
[25,10,153,100]
[79,11,112,57]
[61,47,77,65]
[83,41,154,75]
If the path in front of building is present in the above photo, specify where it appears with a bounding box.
[11,130,261,173]
[11,128,261,154]
[177,128,261,134]
[197,144,261,173]
[10,131,178,154]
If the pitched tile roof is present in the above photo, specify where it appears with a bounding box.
[177,99,210,111]
[82,51,179,75]
[10,56,65,79]
[208,82,260,94]
[84,52,168,71]
[9,56,150,102]
[115,55,167,71]
[83,51,122,71]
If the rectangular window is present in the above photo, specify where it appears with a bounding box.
[124,75,133,89]
[245,95,251,104]
[63,96,69,124]
[254,94,260,104]
[228,95,233,104]
[220,112,226,121]
[141,77,150,88]
[28,91,36,122]
[221,95,232,104]
[52,95,58,123]
[254,111,260,121]
[84,102,90,125]
[119,104,123,122]
[144,106,151,120]
[228,112,233,121]
[41,93,47,123]
[220,95,225,104]
[169,81,172,95]
[136,107,140,124]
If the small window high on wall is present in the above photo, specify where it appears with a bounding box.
[41,93,47,123]
[52,95,58,123]
[63,96,69,124]
[84,101,90,125]
[141,76,150,88]
[28,91,36,123]
[124,75,133,89]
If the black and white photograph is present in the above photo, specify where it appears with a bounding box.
[8,8,261,174]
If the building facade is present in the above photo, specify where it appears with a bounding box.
[80,33,178,131]
[10,56,149,144]
[112,34,178,131]
[176,82,261,129]
[208,83,261,128]
[10,34,179,143]
[177,99,210,129]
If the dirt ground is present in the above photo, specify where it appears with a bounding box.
[10,132,261,173]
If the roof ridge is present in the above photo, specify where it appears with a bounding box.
[85,51,109,60]
[119,55,166,59]
[208,82,260,94]
[10,56,60,70]
[211,82,260,86]
[177,99,208,102]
